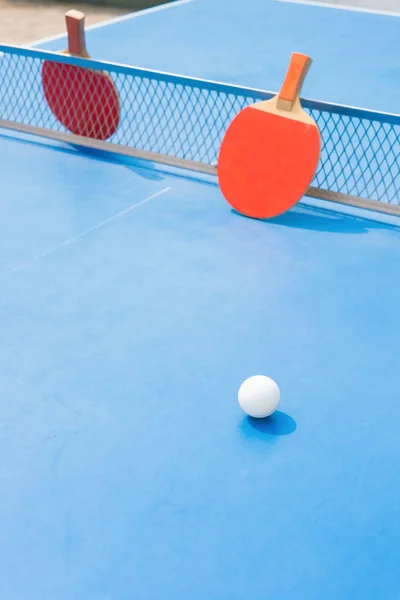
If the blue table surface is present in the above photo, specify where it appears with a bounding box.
[1,128,400,599]
[2,1,400,597]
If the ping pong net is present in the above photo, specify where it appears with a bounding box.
[0,42,399,215]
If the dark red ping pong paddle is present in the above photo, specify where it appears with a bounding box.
[42,10,120,140]
[217,52,321,219]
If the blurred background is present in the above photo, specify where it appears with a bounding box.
[0,0,174,45]
[0,0,399,51]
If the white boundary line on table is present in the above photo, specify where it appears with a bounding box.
[26,0,400,49]
[275,0,400,17]
[28,0,195,47]
[6,187,171,274]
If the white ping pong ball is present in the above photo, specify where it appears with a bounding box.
[238,375,280,418]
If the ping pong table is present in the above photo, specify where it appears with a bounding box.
[35,0,400,113]
[1,1,400,599]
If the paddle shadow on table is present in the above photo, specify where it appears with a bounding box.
[70,145,166,182]
[231,204,394,235]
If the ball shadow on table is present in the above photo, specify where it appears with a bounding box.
[240,411,297,441]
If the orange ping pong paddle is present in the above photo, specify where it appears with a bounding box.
[42,10,120,140]
[217,53,321,219]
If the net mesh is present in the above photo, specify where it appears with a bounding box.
[1,47,400,206]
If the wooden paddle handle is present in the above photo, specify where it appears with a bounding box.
[277,53,312,112]
[65,10,88,58]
